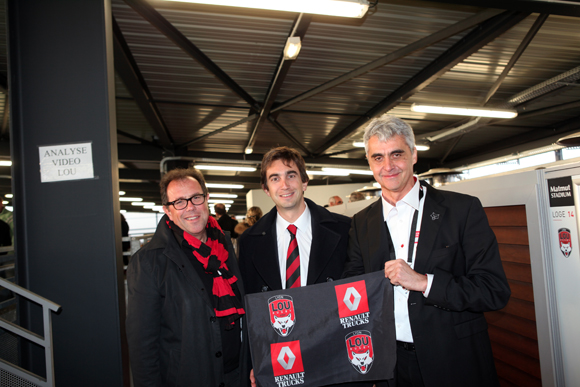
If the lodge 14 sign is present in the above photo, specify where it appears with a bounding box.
[39,142,94,183]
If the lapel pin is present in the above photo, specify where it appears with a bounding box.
[430,212,440,221]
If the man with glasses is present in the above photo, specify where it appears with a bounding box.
[126,168,249,387]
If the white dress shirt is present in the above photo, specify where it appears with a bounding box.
[276,203,312,289]
[382,178,432,343]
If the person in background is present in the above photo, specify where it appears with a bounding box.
[234,206,263,236]
[215,202,239,238]
[343,114,510,387]
[348,191,365,203]
[328,195,344,207]
[126,168,248,387]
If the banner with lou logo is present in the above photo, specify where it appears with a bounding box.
[245,271,395,387]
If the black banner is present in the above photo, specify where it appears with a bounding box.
[245,271,395,387]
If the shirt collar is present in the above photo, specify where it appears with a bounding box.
[276,201,311,232]
[382,177,421,213]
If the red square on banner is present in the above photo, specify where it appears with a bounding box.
[335,280,369,318]
[270,341,304,377]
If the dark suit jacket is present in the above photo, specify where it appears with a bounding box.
[238,198,351,293]
[127,215,249,387]
[343,182,510,387]
[239,198,371,387]
[218,213,239,238]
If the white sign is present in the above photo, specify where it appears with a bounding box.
[39,142,94,182]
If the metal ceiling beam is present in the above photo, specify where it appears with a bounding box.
[268,117,313,157]
[421,0,580,17]
[113,17,173,148]
[246,14,311,153]
[123,0,261,112]
[483,13,548,105]
[118,129,162,148]
[177,114,259,148]
[271,9,502,113]
[445,114,580,167]
[313,11,530,155]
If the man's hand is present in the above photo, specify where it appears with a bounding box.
[384,259,427,292]
[250,369,256,387]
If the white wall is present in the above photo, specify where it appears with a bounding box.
[245,181,375,214]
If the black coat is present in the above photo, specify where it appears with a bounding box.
[238,198,352,293]
[343,183,511,387]
[126,215,249,387]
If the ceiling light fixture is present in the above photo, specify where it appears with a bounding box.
[210,193,239,198]
[284,37,302,60]
[307,170,350,176]
[352,141,365,148]
[163,0,370,18]
[131,202,156,207]
[208,199,234,204]
[415,143,430,151]
[245,147,253,155]
[322,167,373,175]
[206,183,244,189]
[411,104,517,119]
[196,165,257,172]
[120,197,143,202]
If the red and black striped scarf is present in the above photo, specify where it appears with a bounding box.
[167,216,245,326]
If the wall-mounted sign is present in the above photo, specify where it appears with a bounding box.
[39,142,94,183]
[548,176,578,259]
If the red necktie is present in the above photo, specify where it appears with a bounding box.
[286,224,300,289]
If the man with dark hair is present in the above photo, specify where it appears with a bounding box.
[215,202,239,238]
[126,168,249,387]
[343,114,510,387]
[238,147,367,387]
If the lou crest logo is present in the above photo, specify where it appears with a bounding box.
[270,341,305,386]
[559,228,572,257]
[334,280,370,329]
[345,330,374,374]
[268,295,296,337]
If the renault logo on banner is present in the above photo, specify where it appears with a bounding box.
[343,287,361,311]
[335,280,370,329]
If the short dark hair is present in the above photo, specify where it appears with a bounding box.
[260,146,309,190]
[160,168,208,205]
[214,203,227,216]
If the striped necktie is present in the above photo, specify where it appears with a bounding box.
[286,224,300,289]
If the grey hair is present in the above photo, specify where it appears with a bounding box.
[363,114,415,154]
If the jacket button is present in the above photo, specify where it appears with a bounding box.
[261,286,269,292]
[326,277,334,282]
[215,351,222,358]
[210,316,217,323]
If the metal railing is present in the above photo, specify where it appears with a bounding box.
[0,274,61,387]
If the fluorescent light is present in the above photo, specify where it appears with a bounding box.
[416,144,430,151]
[210,193,238,198]
[284,36,301,60]
[0,161,11,166]
[245,147,253,154]
[208,199,234,204]
[162,0,370,18]
[196,165,256,172]
[353,141,365,148]
[120,197,143,202]
[322,167,373,175]
[119,191,126,196]
[307,170,350,176]
[206,183,244,189]
[411,104,517,119]
[5,194,12,198]
[152,206,165,212]
[2,201,7,205]
[132,202,156,206]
